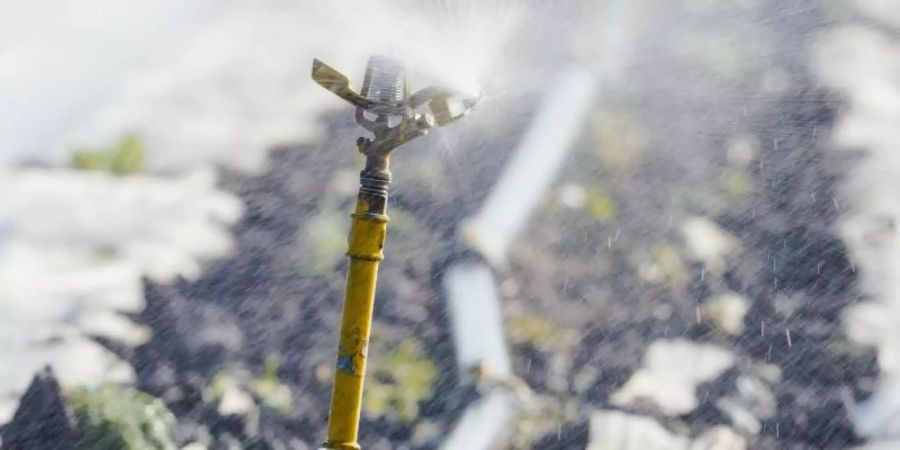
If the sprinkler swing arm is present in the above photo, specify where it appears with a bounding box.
[311,56,477,450]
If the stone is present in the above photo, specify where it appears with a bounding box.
[716,398,760,435]
[851,375,900,439]
[587,410,689,450]
[814,23,900,442]
[681,217,739,273]
[690,426,747,450]
[612,339,735,416]
[704,293,750,335]
[1,367,77,450]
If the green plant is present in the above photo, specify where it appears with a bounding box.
[67,384,177,450]
[506,313,572,353]
[71,133,145,175]
[584,187,618,221]
[251,357,293,414]
[363,338,438,422]
[302,207,348,275]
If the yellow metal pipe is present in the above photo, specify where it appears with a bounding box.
[323,176,390,450]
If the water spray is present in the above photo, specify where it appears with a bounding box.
[312,56,478,450]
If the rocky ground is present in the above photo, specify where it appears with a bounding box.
[3,1,899,449]
[114,3,880,449]
[507,2,879,449]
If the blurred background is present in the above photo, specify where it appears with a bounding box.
[2,0,900,449]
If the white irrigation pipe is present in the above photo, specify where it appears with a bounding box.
[441,68,596,449]
[441,1,635,446]
[459,67,596,265]
[444,263,512,380]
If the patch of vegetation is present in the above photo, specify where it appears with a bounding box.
[652,242,689,288]
[67,384,177,450]
[507,313,573,353]
[71,133,145,175]
[251,358,293,415]
[301,205,348,276]
[590,108,645,175]
[584,186,618,221]
[363,338,438,422]
[722,169,753,198]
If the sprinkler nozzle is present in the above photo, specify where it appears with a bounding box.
[312,56,479,157]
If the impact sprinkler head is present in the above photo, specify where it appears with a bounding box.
[312,56,479,174]
[313,56,479,450]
